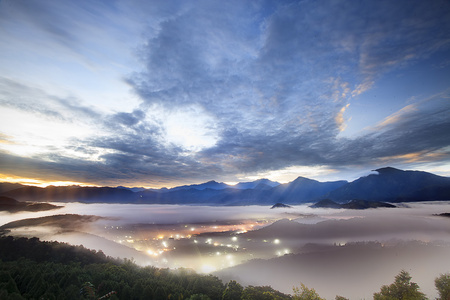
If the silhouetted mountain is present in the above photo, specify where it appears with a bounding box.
[434,213,450,218]
[341,200,396,209]
[2,185,138,203]
[310,199,396,209]
[0,182,25,193]
[326,167,450,203]
[1,167,449,205]
[163,178,280,192]
[136,187,276,205]
[0,196,62,212]
[116,186,147,192]
[253,182,274,190]
[271,177,348,204]
[138,188,231,204]
[167,180,230,191]
[271,203,292,209]
[233,179,280,190]
[310,199,342,209]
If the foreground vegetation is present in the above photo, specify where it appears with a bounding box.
[0,236,448,299]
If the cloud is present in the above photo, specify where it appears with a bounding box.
[0,77,101,123]
[1,0,449,185]
[335,104,351,132]
[337,93,450,165]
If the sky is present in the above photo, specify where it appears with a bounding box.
[0,0,449,188]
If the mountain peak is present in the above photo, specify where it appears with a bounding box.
[205,180,219,184]
[292,176,318,184]
[374,167,402,174]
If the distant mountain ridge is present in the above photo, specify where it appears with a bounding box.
[325,167,450,203]
[310,199,396,209]
[153,178,280,193]
[1,167,449,205]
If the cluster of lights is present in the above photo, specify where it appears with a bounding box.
[146,249,164,257]
[105,220,298,274]
[104,226,122,230]
[204,237,240,249]
[276,249,290,256]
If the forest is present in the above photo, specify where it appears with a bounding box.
[0,236,449,300]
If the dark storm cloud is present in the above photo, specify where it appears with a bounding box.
[125,0,450,178]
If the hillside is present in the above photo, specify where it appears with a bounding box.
[0,236,292,300]
[215,241,450,299]
[0,196,62,213]
[2,185,138,203]
[1,167,449,205]
[325,167,450,203]
[310,199,396,209]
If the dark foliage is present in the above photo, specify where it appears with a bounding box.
[0,236,446,299]
[0,236,227,299]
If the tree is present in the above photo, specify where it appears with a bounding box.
[188,294,211,300]
[435,273,450,300]
[292,283,325,300]
[242,285,291,300]
[373,270,427,300]
[222,280,243,300]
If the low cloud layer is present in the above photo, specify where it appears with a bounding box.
[3,202,450,298]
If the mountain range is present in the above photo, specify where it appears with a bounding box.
[1,167,449,205]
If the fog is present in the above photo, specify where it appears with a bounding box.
[0,203,307,226]
[1,202,450,299]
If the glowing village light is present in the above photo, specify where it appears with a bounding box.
[231,236,238,242]
[201,265,216,273]
[273,239,280,244]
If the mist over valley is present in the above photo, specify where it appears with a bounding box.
[1,200,450,299]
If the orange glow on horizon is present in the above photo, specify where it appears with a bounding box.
[0,174,171,189]
[0,174,97,188]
